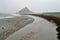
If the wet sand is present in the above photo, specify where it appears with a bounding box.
[5,15,58,40]
[0,15,34,40]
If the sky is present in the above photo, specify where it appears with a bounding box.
[0,0,60,13]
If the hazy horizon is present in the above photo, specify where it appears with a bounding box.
[0,0,60,13]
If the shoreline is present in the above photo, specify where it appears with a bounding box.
[0,16,34,40]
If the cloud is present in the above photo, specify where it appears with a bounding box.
[0,0,60,13]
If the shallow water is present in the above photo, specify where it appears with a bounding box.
[5,15,58,40]
[0,14,21,19]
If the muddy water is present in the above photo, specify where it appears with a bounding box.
[5,15,58,40]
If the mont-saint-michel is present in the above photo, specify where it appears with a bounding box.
[0,7,60,40]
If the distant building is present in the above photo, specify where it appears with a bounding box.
[17,7,34,14]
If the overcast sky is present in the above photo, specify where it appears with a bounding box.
[0,0,60,13]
